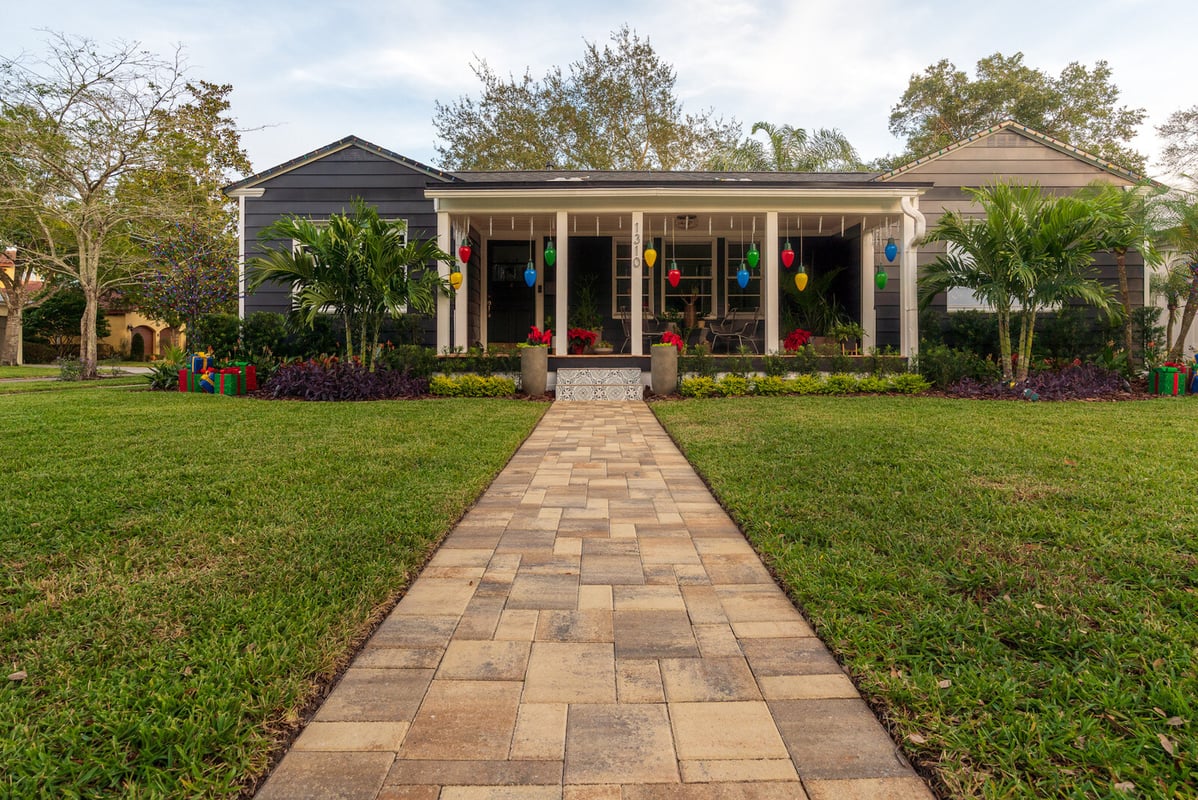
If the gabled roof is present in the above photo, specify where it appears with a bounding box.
[877,120,1146,184]
[223,135,459,194]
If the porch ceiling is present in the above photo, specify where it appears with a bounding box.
[453,210,907,240]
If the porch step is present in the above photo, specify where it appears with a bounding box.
[554,368,645,402]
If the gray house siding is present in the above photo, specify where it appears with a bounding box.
[242,145,448,317]
[882,130,1143,342]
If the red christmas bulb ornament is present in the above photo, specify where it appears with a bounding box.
[667,262,681,288]
[458,238,472,264]
[781,242,795,269]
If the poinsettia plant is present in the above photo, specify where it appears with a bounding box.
[783,328,812,352]
[526,325,552,346]
[567,327,597,354]
[658,330,684,352]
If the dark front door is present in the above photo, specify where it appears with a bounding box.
[487,241,538,343]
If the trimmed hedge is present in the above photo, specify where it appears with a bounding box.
[678,372,930,398]
[429,375,516,397]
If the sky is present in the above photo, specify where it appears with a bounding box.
[4,0,1194,181]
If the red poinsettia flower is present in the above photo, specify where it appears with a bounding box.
[783,328,812,352]
[527,325,552,345]
[659,331,684,352]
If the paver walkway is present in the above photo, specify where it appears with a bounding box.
[257,402,934,800]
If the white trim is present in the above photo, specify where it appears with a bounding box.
[554,210,569,356]
[227,187,265,199]
[238,194,246,319]
[764,212,779,353]
[860,229,875,350]
[631,212,644,355]
[436,211,451,352]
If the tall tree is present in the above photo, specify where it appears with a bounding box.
[0,34,247,378]
[889,53,1146,173]
[1157,105,1198,187]
[434,26,739,170]
[248,200,451,368]
[131,224,238,339]
[707,122,862,171]
[1153,192,1198,361]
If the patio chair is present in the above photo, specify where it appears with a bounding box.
[736,310,762,354]
[708,315,741,353]
[641,315,664,350]
[616,311,633,353]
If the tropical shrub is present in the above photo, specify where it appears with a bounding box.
[377,343,439,378]
[788,375,823,394]
[917,343,1000,388]
[716,375,750,396]
[679,376,719,398]
[947,364,1126,400]
[429,374,516,397]
[751,375,789,395]
[889,373,933,394]
[823,374,859,394]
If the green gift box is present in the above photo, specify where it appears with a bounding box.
[1149,367,1186,396]
[219,369,241,396]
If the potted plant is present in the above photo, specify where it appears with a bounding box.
[520,325,551,396]
[592,340,614,355]
[651,331,683,395]
[828,322,864,355]
[567,328,597,355]
[569,278,604,339]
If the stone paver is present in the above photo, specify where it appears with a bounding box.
[255,403,932,800]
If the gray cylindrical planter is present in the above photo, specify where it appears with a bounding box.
[650,344,678,395]
[521,345,548,397]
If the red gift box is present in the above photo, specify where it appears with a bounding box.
[178,369,188,393]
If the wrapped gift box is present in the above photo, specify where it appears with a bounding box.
[1149,367,1186,396]
[219,368,241,396]
[233,361,258,393]
[178,369,188,393]
[190,353,214,373]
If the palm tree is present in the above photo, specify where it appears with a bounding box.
[920,182,1115,382]
[1154,191,1198,360]
[1082,181,1163,367]
[707,122,861,172]
[1149,259,1192,350]
[919,183,1033,382]
[248,199,450,367]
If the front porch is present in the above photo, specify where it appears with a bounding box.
[429,179,928,358]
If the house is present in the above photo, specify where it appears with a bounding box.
[227,121,1187,359]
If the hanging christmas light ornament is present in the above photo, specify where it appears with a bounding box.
[885,237,898,263]
[737,263,750,289]
[644,242,657,268]
[781,217,795,268]
[450,270,463,291]
[874,267,888,291]
[544,239,556,267]
[795,267,808,292]
[667,262,681,288]
[746,242,760,269]
[458,238,472,265]
[524,260,537,288]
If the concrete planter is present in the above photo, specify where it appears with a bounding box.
[520,346,548,396]
[650,344,678,395]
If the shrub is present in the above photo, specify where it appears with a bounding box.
[679,376,719,398]
[55,357,82,382]
[792,345,819,375]
[130,332,145,361]
[22,342,58,364]
[787,375,823,395]
[943,310,1000,358]
[762,354,791,377]
[378,344,439,378]
[823,374,859,394]
[429,374,516,397]
[751,375,789,395]
[191,313,240,358]
[681,344,717,378]
[240,312,288,362]
[857,375,890,394]
[716,375,750,396]
[917,343,1000,388]
[888,373,932,394]
[146,362,179,391]
[261,359,428,401]
[948,364,1127,401]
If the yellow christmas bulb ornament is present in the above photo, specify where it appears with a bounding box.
[644,245,657,268]
[794,271,809,292]
[449,271,463,291]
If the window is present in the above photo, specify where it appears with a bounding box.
[613,243,652,314]
[659,241,715,317]
[942,243,1022,312]
[723,241,760,312]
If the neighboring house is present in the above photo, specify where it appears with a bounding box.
[227,121,1175,358]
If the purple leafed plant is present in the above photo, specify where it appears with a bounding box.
[260,359,429,401]
[947,364,1130,401]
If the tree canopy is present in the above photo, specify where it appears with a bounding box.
[433,26,739,171]
[706,122,862,172]
[889,52,1146,173]
[1158,105,1198,186]
[0,33,248,377]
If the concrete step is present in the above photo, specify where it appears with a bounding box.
[555,368,645,401]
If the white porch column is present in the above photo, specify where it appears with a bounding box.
[900,213,918,359]
[453,223,468,349]
[860,228,876,351]
[631,211,644,355]
[436,209,451,353]
[554,210,569,356]
[764,212,779,353]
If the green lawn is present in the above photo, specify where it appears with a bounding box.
[0,390,546,798]
[0,375,147,394]
[654,396,1197,799]
[0,365,62,379]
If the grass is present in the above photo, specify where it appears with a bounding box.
[654,396,1197,799]
[0,365,62,379]
[0,389,546,798]
[0,375,147,394]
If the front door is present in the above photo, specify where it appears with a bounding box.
[487,241,538,344]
